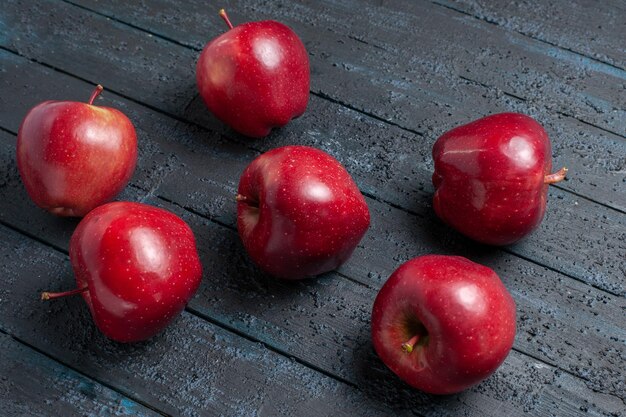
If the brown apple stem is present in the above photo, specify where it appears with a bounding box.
[41,287,88,301]
[402,335,420,353]
[219,9,234,30]
[88,85,104,105]
[544,167,568,184]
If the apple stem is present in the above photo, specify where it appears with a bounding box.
[219,9,234,30]
[544,167,568,184]
[41,286,88,301]
[402,335,420,353]
[88,85,104,105]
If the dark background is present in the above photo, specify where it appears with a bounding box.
[0,0,624,415]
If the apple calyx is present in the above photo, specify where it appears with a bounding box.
[236,193,258,207]
[219,9,234,30]
[41,286,88,301]
[88,84,104,105]
[544,167,568,184]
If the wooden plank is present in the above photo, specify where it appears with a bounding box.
[433,0,626,70]
[2,0,197,114]
[0,227,406,417]
[1,48,623,298]
[1,74,624,410]
[1,2,623,416]
[0,333,159,416]
[2,0,625,214]
[165,194,626,406]
[1,47,625,377]
[3,96,625,393]
[0,8,620,412]
[63,0,626,140]
[214,0,626,135]
[0,102,624,410]
[0,202,623,417]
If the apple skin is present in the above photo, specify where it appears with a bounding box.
[432,112,566,245]
[237,145,370,279]
[196,12,310,138]
[371,255,516,394]
[17,85,137,217]
[67,202,203,342]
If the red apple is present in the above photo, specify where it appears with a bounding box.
[41,202,203,342]
[432,112,567,245]
[371,255,516,394]
[196,9,310,138]
[237,145,370,279]
[17,85,137,217]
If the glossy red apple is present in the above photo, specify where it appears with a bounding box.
[237,145,370,279]
[41,202,203,342]
[17,85,137,217]
[372,255,516,394]
[432,112,567,245]
[196,9,310,138]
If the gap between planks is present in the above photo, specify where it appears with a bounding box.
[0,185,611,408]
[59,0,626,144]
[429,0,626,72]
[457,75,626,143]
[0,44,622,299]
[0,327,171,416]
[7,1,626,216]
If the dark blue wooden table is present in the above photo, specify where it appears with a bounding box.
[1,1,624,415]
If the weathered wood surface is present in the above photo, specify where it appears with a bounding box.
[1,25,624,296]
[0,182,623,416]
[1,55,625,415]
[4,0,625,216]
[64,0,626,134]
[0,223,399,417]
[433,0,626,70]
[63,0,626,210]
[0,0,624,415]
[0,332,158,416]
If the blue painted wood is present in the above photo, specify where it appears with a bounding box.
[61,0,626,209]
[0,191,623,416]
[433,0,626,70]
[0,41,626,294]
[0,23,620,404]
[0,332,158,416]
[2,0,625,214]
[0,224,402,417]
[0,119,624,417]
[0,0,624,416]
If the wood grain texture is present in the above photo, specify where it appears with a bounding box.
[433,0,626,70]
[217,0,626,135]
[0,225,406,417]
[62,0,626,209]
[1,42,623,297]
[1,42,625,375]
[0,333,158,417]
[0,1,624,415]
[0,194,623,416]
[0,78,624,416]
[2,0,625,214]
